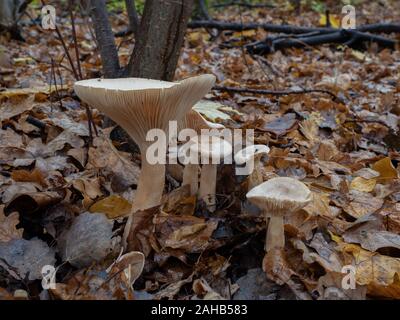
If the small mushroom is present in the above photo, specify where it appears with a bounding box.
[179,110,225,195]
[180,135,232,212]
[246,177,311,252]
[234,145,270,190]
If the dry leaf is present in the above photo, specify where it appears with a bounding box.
[0,205,23,242]
[350,177,376,193]
[372,157,398,182]
[333,236,400,298]
[89,195,132,219]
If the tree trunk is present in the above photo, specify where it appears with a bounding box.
[125,0,140,39]
[87,0,121,78]
[126,0,194,81]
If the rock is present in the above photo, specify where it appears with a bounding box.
[0,238,56,281]
[58,212,114,268]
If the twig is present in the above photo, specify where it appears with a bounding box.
[40,0,80,80]
[213,85,340,101]
[69,0,83,79]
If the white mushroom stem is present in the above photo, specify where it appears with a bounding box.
[265,215,285,252]
[133,156,166,212]
[122,155,165,249]
[199,164,217,212]
[182,164,199,195]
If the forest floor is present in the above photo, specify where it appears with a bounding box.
[0,0,400,300]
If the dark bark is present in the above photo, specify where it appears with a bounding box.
[125,0,140,38]
[126,0,194,80]
[87,0,121,78]
[197,0,211,20]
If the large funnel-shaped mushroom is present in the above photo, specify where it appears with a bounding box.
[74,75,216,212]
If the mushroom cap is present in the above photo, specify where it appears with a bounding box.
[74,75,216,149]
[178,135,232,165]
[246,177,311,216]
[179,109,225,133]
[234,144,270,165]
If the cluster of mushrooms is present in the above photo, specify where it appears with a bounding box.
[74,75,312,255]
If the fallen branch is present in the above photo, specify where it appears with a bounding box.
[212,1,274,8]
[213,85,340,101]
[246,29,397,54]
[188,20,400,34]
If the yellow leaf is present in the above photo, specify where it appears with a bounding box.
[332,235,400,299]
[89,195,132,219]
[350,177,376,193]
[188,31,208,46]
[343,244,400,298]
[193,100,241,122]
[372,157,398,182]
[319,14,341,28]
[351,50,367,61]
[233,29,256,38]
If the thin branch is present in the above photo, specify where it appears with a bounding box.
[188,20,400,34]
[213,85,340,101]
[69,0,83,79]
[212,1,274,8]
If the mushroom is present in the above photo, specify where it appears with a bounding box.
[234,144,270,190]
[246,177,311,252]
[178,109,225,195]
[74,75,215,213]
[179,135,232,212]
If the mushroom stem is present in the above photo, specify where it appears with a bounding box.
[199,164,217,212]
[265,215,285,252]
[133,155,166,212]
[182,164,199,195]
[122,155,165,250]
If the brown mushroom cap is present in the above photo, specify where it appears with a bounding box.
[246,177,311,215]
[74,75,216,149]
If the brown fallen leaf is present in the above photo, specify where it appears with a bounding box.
[259,113,298,137]
[11,168,47,187]
[350,177,376,193]
[154,212,218,253]
[342,190,384,219]
[0,205,23,242]
[193,278,225,300]
[89,195,132,219]
[333,235,400,299]
[343,229,400,252]
[153,273,194,300]
[71,177,103,208]
[317,272,367,300]
[108,251,145,290]
[5,191,64,214]
[372,157,398,183]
